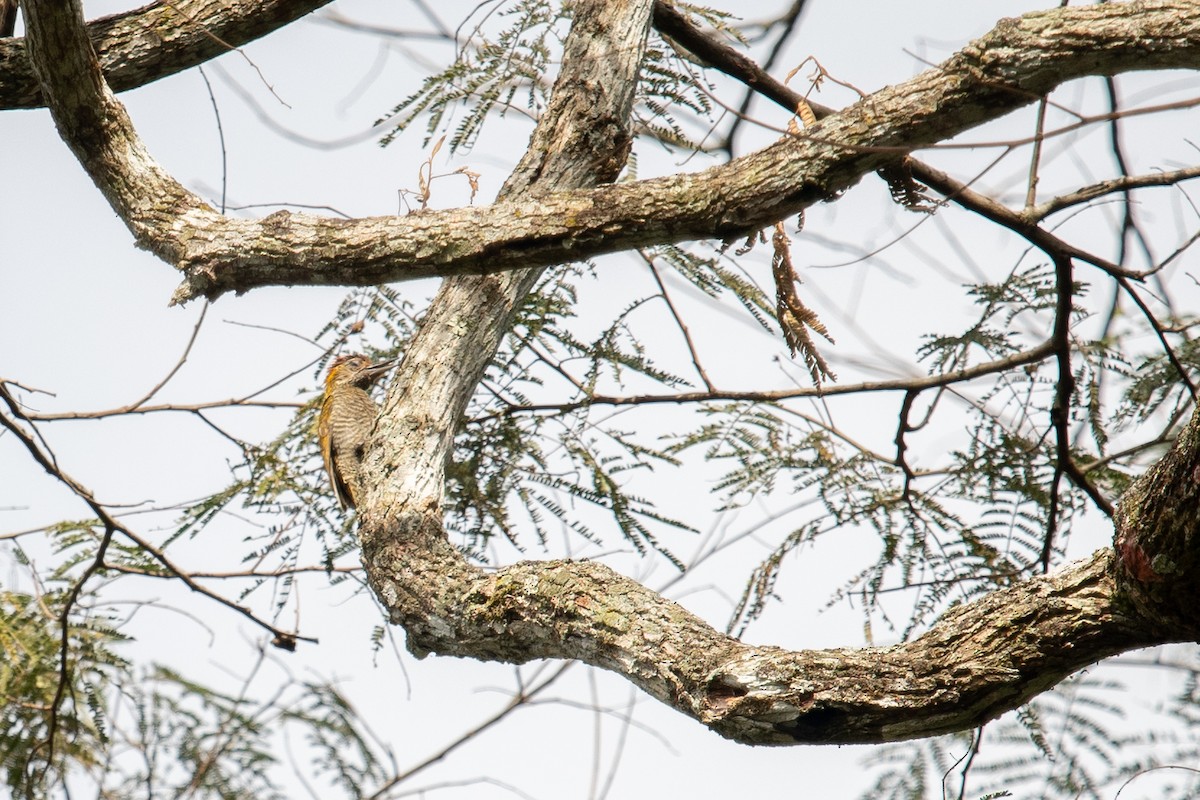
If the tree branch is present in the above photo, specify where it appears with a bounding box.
[349,0,1198,747]
[3,0,331,109]
[352,0,1200,746]
[364,514,1160,744]
[0,383,315,651]
[478,340,1056,419]
[371,353,1200,745]
[20,1,1200,303]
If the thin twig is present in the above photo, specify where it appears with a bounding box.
[127,303,209,411]
[640,249,716,391]
[1024,96,1050,210]
[364,663,574,800]
[486,341,1055,419]
[0,385,317,649]
[1028,164,1200,222]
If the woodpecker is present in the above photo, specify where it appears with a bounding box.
[317,354,395,510]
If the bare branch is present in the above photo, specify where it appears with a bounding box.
[1028,164,1200,222]
[2,0,333,109]
[0,384,316,650]
[641,250,716,392]
[480,340,1056,418]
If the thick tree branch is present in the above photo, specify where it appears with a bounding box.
[21,2,1200,303]
[654,0,1200,278]
[355,0,655,530]
[363,507,1165,744]
[1114,403,1200,638]
[376,332,1200,746]
[2,0,331,109]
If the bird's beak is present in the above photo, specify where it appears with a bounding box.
[364,358,396,382]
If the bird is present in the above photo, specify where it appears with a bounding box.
[317,353,395,510]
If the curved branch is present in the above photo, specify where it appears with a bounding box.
[370,343,1200,745]
[352,0,1199,747]
[2,0,331,109]
[366,513,1156,744]
[21,2,1200,303]
[355,0,1200,746]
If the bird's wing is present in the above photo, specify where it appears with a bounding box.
[330,455,355,510]
[318,404,354,510]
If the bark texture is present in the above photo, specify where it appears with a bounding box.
[2,0,331,109]
[1114,409,1200,640]
[19,1,1200,302]
[352,0,1195,745]
[359,527,1157,743]
[20,0,1200,745]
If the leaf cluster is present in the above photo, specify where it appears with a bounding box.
[376,1,730,154]
[0,583,125,799]
[445,262,696,565]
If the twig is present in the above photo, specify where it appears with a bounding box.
[127,303,209,411]
[1024,96,1050,210]
[894,389,918,499]
[486,341,1055,418]
[0,385,316,651]
[640,249,716,391]
[364,663,574,800]
[1028,164,1200,222]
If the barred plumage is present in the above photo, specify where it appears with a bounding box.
[317,354,395,510]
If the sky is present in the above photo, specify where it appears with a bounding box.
[3,1,1199,798]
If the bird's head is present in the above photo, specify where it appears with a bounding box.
[324,354,396,390]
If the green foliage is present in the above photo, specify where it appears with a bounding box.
[377,0,561,151]
[172,287,417,600]
[0,540,128,799]
[446,263,696,565]
[84,666,391,800]
[966,671,1200,800]
[917,262,1078,370]
[42,210,1194,800]
[0,584,393,800]
[284,683,390,798]
[121,667,286,800]
[655,243,777,333]
[173,394,357,584]
[857,654,1200,800]
[1118,335,1200,425]
[173,264,706,576]
[680,257,1196,652]
[376,1,732,153]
